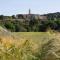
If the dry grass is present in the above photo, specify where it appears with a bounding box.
[0,30,60,60]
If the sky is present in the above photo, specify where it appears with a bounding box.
[0,0,60,15]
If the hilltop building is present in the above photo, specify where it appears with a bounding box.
[16,9,47,20]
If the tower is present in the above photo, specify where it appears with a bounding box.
[29,9,31,14]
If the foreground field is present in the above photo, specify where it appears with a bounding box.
[0,29,60,60]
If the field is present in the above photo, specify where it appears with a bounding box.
[0,29,60,60]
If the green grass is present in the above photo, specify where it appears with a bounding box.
[13,32,50,43]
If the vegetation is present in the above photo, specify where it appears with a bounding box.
[0,12,60,32]
[0,29,59,60]
[0,12,60,60]
[3,19,60,32]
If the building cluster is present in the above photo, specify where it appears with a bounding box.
[0,9,47,21]
[16,9,47,20]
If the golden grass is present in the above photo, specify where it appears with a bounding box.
[0,32,60,60]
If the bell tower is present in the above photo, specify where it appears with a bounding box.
[29,9,31,14]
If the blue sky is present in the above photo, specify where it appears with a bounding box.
[0,0,60,15]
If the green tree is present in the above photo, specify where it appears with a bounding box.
[5,22,15,32]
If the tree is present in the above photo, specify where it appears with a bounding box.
[15,24,27,32]
[12,15,16,19]
[29,18,39,31]
[0,15,4,20]
[5,22,15,32]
